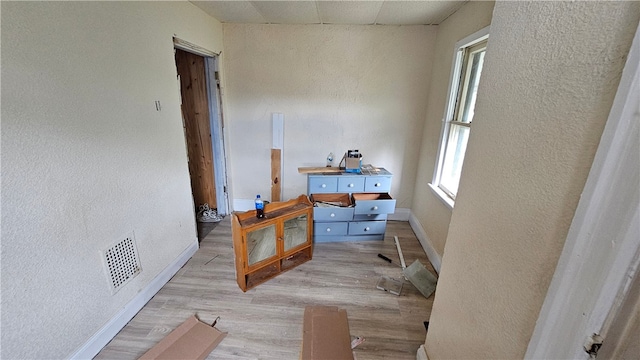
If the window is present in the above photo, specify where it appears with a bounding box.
[431,27,489,207]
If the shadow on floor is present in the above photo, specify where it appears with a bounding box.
[197,220,222,241]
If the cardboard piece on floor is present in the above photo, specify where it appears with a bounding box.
[301,306,354,360]
[403,259,438,299]
[139,315,226,360]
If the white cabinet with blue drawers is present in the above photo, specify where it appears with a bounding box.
[307,168,395,242]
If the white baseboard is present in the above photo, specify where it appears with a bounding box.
[417,345,429,360]
[232,198,254,212]
[388,207,410,221]
[409,212,442,274]
[69,241,199,359]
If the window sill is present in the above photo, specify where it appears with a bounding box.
[428,183,454,210]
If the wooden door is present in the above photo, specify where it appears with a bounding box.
[175,49,216,209]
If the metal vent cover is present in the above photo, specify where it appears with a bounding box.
[102,234,141,294]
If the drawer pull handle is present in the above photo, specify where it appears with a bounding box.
[364,227,370,231]
[375,183,381,187]
[321,184,327,188]
[348,183,354,187]
[326,228,331,232]
[372,206,378,210]
[330,213,335,217]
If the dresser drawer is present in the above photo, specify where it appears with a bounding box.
[314,222,348,236]
[308,176,338,193]
[337,176,365,192]
[313,207,354,222]
[353,213,387,221]
[352,193,396,215]
[364,176,392,192]
[310,193,354,221]
[348,221,387,235]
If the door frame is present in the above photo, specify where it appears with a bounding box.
[525,23,640,359]
[205,56,229,216]
[173,37,229,216]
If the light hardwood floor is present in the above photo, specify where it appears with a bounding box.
[95,220,436,360]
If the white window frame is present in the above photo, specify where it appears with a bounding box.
[430,26,490,209]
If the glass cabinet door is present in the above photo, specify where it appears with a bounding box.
[283,214,309,252]
[246,224,276,266]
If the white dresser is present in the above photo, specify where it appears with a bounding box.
[307,168,395,242]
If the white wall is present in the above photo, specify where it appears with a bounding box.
[222,24,436,207]
[424,1,640,358]
[1,2,222,358]
[411,1,495,256]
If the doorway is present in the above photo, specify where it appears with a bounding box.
[174,42,228,240]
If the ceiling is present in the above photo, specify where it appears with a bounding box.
[190,1,468,26]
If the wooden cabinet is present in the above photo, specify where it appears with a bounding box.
[231,195,313,292]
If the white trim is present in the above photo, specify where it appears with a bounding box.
[272,113,284,149]
[455,26,490,50]
[205,56,230,216]
[388,207,410,221]
[173,37,219,58]
[233,198,255,212]
[416,344,429,360]
[409,212,442,274]
[428,183,454,210]
[69,241,199,360]
[525,22,640,360]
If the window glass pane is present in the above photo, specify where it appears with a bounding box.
[440,124,470,197]
[459,49,486,123]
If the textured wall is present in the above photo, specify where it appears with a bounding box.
[425,1,640,358]
[1,2,222,358]
[411,1,495,256]
[222,24,436,207]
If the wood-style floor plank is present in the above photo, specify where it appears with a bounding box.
[95,220,436,359]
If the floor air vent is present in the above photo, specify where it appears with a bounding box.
[102,234,141,294]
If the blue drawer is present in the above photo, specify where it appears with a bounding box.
[314,222,348,236]
[314,207,354,222]
[348,221,387,235]
[353,213,387,221]
[308,176,338,193]
[364,176,392,192]
[352,193,396,215]
[337,176,365,192]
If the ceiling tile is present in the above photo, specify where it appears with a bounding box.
[375,0,467,25]
[191,1,265,23]
[250,1,320,24]
[317,1,384,25]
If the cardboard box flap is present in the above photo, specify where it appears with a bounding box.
[139,315,226,360]
[302,306,354,360]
